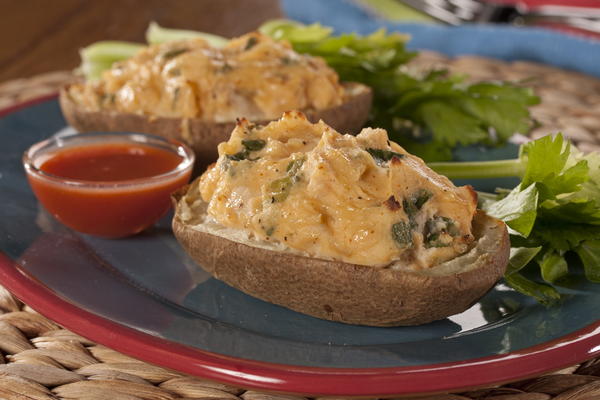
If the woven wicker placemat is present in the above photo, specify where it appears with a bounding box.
[0,58,599,399]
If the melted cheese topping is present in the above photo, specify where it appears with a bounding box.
[198,112,478,268]
[69,33,344,122]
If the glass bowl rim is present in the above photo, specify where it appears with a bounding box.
[22,131,195,189]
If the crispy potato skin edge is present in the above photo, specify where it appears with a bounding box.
[170,187,510,327]
[59,82,373,166]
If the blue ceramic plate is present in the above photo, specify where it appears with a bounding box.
[2,4,600,392]
[0,95,599,397]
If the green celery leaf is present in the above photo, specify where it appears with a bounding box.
[539,198,600,225]
[532,220,600,251]
[520,134,570,190]
[392,77,461,111]
[484,183,538,236]
[563,148,600,202]
[288,29,415,79]
[415,101,488,147]
[458,97,531,141]
[459,83,539,141]
[542,160,589,198]
[509,234,544,248]
[260,20,537,161]
[466,82,539,106]
[537,250,569,283]
[575,240,600,282]
[504,272,561,306]
[507,246,542,275]
[429,131,600,303]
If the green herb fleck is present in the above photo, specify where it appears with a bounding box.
[219,63,233,73]
[171,87,180,110]
[402,198,418,220]
[441,217,459,236]
[244,37,258,50]
[265,226,275,236]
[242,139,266,152]
[162,48,189,60]
[424,216,458,248]
[414,189,433,209]
[286,158,305,176]
[168,68,181,77]
[280,56,296,65]
[100,93,116,107]
[269,177,293,203]
[424,233,443,248]
[226,139,266,161]
[392,221,413,248]
[402,189,433,221]
[366,148,405,165]
[266,158,306,203]
[226,151,248,162]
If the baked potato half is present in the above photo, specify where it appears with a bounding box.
[172,182,509,327]
[59,82,372,164]
[170,113,510,326]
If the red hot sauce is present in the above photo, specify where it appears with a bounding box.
[27,142,192,238]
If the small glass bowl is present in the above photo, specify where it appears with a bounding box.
[23,132,195,238]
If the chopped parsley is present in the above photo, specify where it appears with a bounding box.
[286,158,304,176]
[241,139,266,151]
[414,189,433,209]
[225,151,249,161]
[226,139,266,161]
[424,216,459,248]
[171,87,180,110]
[162,47,189,60]
[267,157,305,203]
[269,177,293,203]
[244,36,259,50]
[391,221,413,248]
[403,189,433,220]
[366,148,405,165]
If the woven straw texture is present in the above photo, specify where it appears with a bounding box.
[0,56,599,399]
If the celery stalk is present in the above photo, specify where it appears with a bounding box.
[78,60,114,81]
[145,21,227,47]
[78,41,144,80]
[80,41,144,64]
[428,158,526,180]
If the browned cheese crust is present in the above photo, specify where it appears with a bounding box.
[171,187,510,327]
[59,82,372,166]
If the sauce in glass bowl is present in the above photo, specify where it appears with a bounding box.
[23,132,195,238]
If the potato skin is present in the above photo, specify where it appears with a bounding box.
[171,189,510,327]
[59,82,372,166]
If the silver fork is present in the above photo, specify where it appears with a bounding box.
[397,0,600,33]
[398,0,487,25]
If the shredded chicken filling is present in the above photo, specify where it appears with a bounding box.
[197,112,478,268]
[68,33,344,122]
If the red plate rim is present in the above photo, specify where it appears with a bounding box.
[1,96,599,397]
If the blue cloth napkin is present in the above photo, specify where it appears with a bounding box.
[282,0,600,78]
